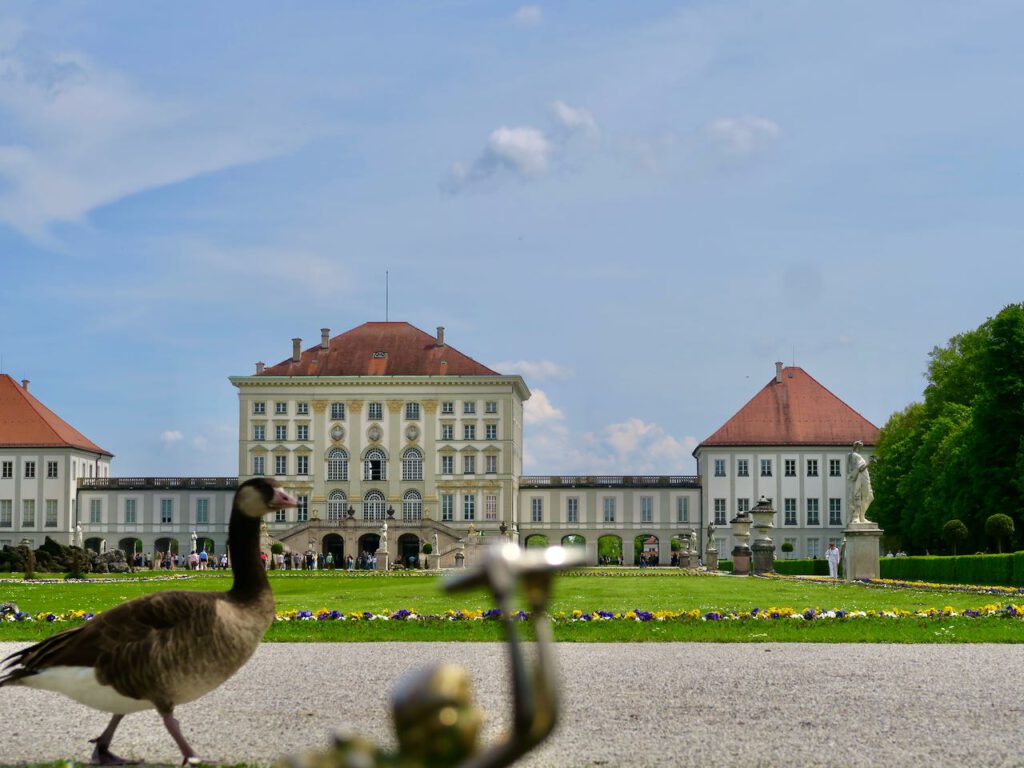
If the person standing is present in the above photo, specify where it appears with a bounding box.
[825,542,841,579]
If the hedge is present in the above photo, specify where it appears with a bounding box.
[879,553,1024,587]
[774,558,830,576]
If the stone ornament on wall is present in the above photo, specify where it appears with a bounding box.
[387,400,403,414]
[347,400,363,413]
[405,424,420,441]
[367,424,383,442]
[330,425,345,442]
[422,400,438,414]
[312,401,328,414]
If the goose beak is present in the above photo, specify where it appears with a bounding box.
[270,488,299,510]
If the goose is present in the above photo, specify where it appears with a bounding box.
[0,477,297,766]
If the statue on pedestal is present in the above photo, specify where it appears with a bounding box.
[380,521,388,552]
[847,441,875,524]
[432,533,439,554]
[74,524,83,549]
[706,521,717,551]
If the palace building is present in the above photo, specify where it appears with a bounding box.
[2,323,879,564]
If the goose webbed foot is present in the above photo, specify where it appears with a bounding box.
[183,758,219,766]
[89,744,137,766]
[161,711,217,767]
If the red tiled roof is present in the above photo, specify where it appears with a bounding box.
[260,322,500,377]
[698,366,879,448]
[0,375,113,456]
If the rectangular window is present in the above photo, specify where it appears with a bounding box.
[760,459,772,477]
[296,495,309,522]
[713,459,726,477]
[405,403,420,420]
[640,496,654,523]
[297,402,309,415]
[45,499,58,527]
[23,499,36,526]
[275,401,288,415]
[485,424,497,440]
[275,455,287,476]
[124,498,137,524]
[736,459,749,477]
[252,456,265,476]
[676,496,689,523]
[714,498,727,526]
[275,508,287,523]
[567,497,579,524]
[441,455,454,474]
[253,402,266,415]
[463,455,476,475]
[463,424,476,440]
[297,455,309,475]
[807,459,819,477]
[197,498,209,525]
[829,459,842,477]
[161,499,174,524]
[807,538,820,559]
[442,494,454,521]
[829,498,842,526]
[1,461,11,479]
[485,454,497,474]
[441,401,454,415]
[46,461,58,479]
[441,424,454,440]
[531,497,543,523]
[485,495,498,520]
[807,498,820,526]
[24,461,35,479]
[368,402,383,420]
[737,498,750,513]
[463,494,476,521]
[784,459,796,477]
[296,424,309,441]
[84,498,99,524]
[463,401,476,415]
[330,402,345,420]
[485,401,498,414]
[0,500,11,527]
[253,425,265,441]
[784,498,797,526]
[275,425,288,441]
[603,497,616,523]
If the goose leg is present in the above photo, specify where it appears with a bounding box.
[89,714,136,765]
[160,710,215,766]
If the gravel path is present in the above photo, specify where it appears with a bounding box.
[1,642,1022,767]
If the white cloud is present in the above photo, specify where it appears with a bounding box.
[492,359,573,381]
[443,125,553,192]
[705,116,781,155]
[159,430,184,444]
[524,389,564,425]
[192,435,209,451]
[513,6,543,26]
[550,100,598,136]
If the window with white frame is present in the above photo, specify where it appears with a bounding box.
[327,449,348,481]
[275,425,288,441]
[405,402,420,420]
[47,461,58,479]
[806,498,820,525]
[253,425,266,441]
[297,455,309,475]
[45,499,58,527]
[463,424,476,440]
[737,498,750,513]
[441,424,454,440]
[196,498,209,525]
[463,401,476,415]
[363,449,387,481]
[736,459,749,477]
[676,496,689,523]
[1,461,11,479]
[641,496,653,523]
[275,402,287,415]
[253,402,266,415]
[0,500,11,527]
[402,448,423,481]
[297,424,309,441]
[402,490,423,521]
[807,537,820,558]
[124,498,137,524]
[328,491,347,522]
[330,402,345,420]
[463,494,476,521]
[784,498,797,525]
[441,494,453,521]
[784,459,796,477]
[567,497,579,524]
[368,402,383,420]
[806,459,819,477]
[440,454,454,475]
[463,454,476,475]
[485,424,497,440]
[275,507,287,523]
[829,459,842,477]
[296,495,309,522]
[531,498,543,523]
[161,499,174,524]
[441,401,454,414]
[252,455,265,475]
[714,459,726,477]
[297,402,309,415]
[274,455,287,476]
[363,490,386,520]
[485,401,497,414]
[829,498,842,526]
[760,459,772,477]
[485,454,497,474]
[485,494,498,520]
[23,499,36,526]
[24,461,35,479]
[714,498,727,526]
[603,497,616,523]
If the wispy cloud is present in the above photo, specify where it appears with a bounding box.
[513,6,543,27]
[705,116,781,156]
[159,430,184,444]
[550,100,598,137]
[492,359,573,381]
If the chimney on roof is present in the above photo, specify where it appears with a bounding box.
[255,362,265,374]
[320,328,330,350]
[436,326,445,347]
[20,379,29,391]
[292,338,302,363]
[775,362,783,384]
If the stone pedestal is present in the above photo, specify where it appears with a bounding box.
[731,548,751,576]
[751,540,775,574]
[376,549,390,571]
[844,522,882,581]
[704,548,718,570]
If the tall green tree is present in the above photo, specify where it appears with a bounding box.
[870,403,926,546]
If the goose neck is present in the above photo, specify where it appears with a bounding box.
[227,511,270,601]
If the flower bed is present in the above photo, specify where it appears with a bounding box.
[757,572,1024,597]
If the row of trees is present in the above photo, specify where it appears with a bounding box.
[871,304,1024,553]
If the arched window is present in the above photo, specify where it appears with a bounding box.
[327,448,349,481]
[364,448,387,481]
[363,490,386,521]
[402,490,423,521]
[401,448,423,481]
[328,490,347,522]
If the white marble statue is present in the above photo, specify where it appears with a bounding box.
[706,522,717,551]
[432,533,439,553]
[75,524,83,549]
[847,440,875,525]
[379,521,388,551]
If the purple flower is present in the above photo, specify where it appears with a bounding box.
[391,609,412,620]
[803,609,816,620]
[46,614,56,622]
[362,611,374,620]
[482,608,502,620]
[704,612,721,621]
[597,610,615,619]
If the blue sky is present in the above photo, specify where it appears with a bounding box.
[1,1,1021,476]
